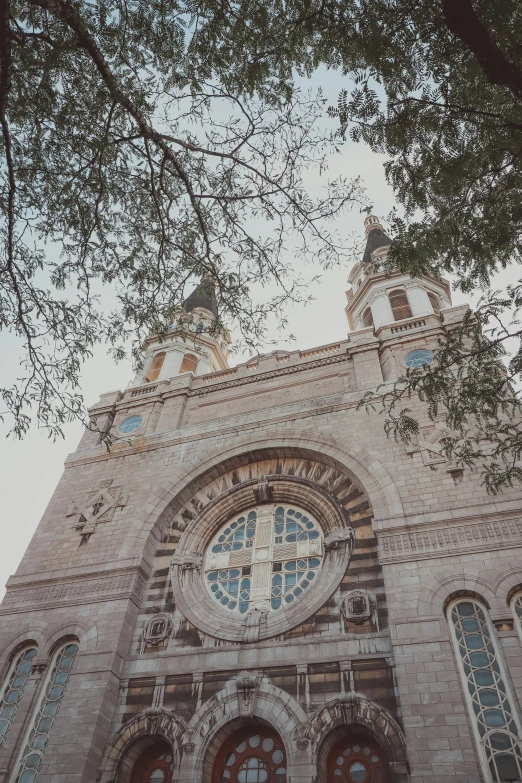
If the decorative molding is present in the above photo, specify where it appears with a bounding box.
[253,474,273,504]
[379,517,522,563]
[243,609,267,644]
[297,738,309,750]
[170,551,203,572]
[66,479,128,541]
[143,612,173,646]
[236,671,262,717]
[341,589,377,628]
[1,572,145,611]
[189,353,352,397]
[182,742,196,756]
[324,526,355,553]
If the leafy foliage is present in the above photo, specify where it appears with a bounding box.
[186,0,522,491]
[0,0,364,438]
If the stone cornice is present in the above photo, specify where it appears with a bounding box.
[0,567,147,614]
[187,352,351,397]
[378,516,522,564]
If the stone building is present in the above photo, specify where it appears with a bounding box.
[1,216,522,783]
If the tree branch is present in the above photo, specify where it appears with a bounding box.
[441,0,522,102]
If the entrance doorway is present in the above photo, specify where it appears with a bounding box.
[211,727,287,782]
[130,741,174,783]
[326,735,388,783]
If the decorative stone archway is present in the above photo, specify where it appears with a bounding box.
[98,707,186,783]
[306,694,409,783]
[180,678,309,783]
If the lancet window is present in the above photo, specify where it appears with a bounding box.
[145,352,166,383]
[13,642,78,783]
[388,289,412,321]
[448,599,522,782]
[0,647,37,749]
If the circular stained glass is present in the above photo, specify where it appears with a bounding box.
[119,415,143,434]
[404,349,433,369]
[204,504,323,615]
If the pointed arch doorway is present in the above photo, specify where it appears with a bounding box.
[211,726,287,783]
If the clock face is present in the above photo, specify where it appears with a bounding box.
[119,415,143,434]
[204,504,323,615]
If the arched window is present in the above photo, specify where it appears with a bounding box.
[388,289,412,321]
[362,307,374,329]
[145,352,166,383]
[448,598,522,782]
[326,734,388,782]
[13,642,78,783]
[130,742,174,783]
[427,291,441,315]
[510,591,522,647]
[0,646,37,749]
[179,353,198,374]
[211,727,287,783]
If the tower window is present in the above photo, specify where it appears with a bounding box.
[145,351,166,382]
[362,307,374,328]
[427,291,441,314]
[180,353,198,374]
[0,646,37,749]
[388,289,412,321]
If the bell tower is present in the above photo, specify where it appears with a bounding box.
[131,277,230,386]
[345,216,452,332]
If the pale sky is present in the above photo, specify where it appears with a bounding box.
[0,71,513,600]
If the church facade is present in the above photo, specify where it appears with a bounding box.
[1,217,522,783]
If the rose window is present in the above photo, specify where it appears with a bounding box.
[204,504,323,614]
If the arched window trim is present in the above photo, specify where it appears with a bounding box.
[179,353,199,374]
[362,307,374,329]
[509,590,522,647]
[145,351,166,383]
[427,291,441,315]
[10,641,79,783]
[446,596,522,783]
[0,645,37,749]
[388,288,413,322]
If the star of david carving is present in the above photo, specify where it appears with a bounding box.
[406,422,460,470]
[66,479,128,541]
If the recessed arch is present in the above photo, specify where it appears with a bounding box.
[98,707,186,783]
[180,679,307,782]
[118,433,403,564]
[308,695,409,783]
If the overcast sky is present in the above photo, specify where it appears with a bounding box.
[0,70,511,600]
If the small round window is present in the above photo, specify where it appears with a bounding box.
[119,415,143,434]
[404,349,433,369]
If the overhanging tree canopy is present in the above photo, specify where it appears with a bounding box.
[3,0,522,491]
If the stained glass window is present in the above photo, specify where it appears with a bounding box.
[205,504,323,615]
[0,647,36,749]
[119,415,143,434]
[404,349,433,369]
[449,600,522,782]
[13,643,78,783]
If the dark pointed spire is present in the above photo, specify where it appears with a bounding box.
[183,276,218,318]
[362,215,392,264]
